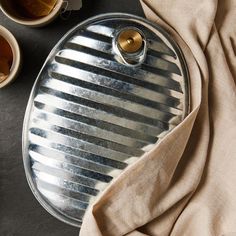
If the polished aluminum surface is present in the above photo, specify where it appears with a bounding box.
[22,13,189,228]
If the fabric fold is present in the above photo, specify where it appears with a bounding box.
[80,0,236,235]
[80,3,204,236]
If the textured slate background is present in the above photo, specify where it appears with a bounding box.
[0,1,144,235]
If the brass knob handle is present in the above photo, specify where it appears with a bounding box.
[117,29,143,53]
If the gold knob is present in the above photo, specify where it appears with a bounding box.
[117,29,143,53]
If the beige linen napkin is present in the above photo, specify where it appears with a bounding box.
[80,0,236,235]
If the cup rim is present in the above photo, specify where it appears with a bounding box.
[0,0,64,27]
[0,25,21,88]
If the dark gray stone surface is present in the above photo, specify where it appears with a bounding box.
[0,1,144,235]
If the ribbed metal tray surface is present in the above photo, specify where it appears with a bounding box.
[22,13,189,228]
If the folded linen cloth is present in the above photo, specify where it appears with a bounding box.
[80,0,236,235]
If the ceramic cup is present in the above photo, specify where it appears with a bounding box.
[0,0,64,27]
[0,25,21,88]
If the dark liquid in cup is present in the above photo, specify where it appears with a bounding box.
[11,0,57,19]
[0,36,13,81]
